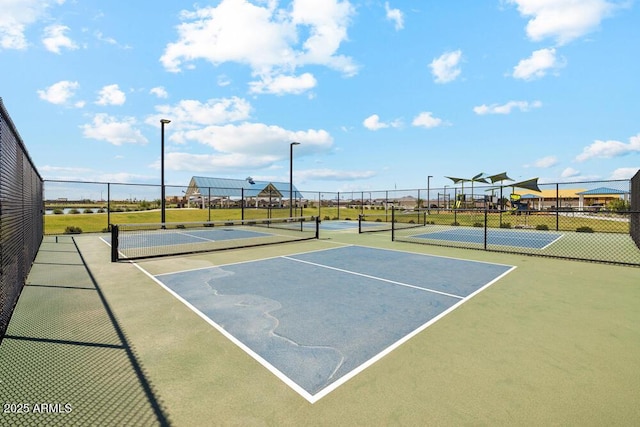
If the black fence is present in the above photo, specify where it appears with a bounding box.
[0,98,44,340]
[631,170,640,250]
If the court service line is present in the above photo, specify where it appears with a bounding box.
[282,256,464,300]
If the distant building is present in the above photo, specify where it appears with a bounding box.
[184,176,303,208]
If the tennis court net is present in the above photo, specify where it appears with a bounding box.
[110,216,319,261]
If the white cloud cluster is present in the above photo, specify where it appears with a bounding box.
[37,80,79,105]
[363,114,401,131]
[96,84,126,106]
[474,100,542,115]
[42,24,77,54]
[160,0,357,95]
[429,50,462,84]
[0,0,65,50]
[150,87,169,99]
[249,73,317,95]
[148,97,252,132]
[531,156,558,168]
[506,0,618,45]
[576,134,640,162]
[512,48,563,81]
[412,112,445,129]
[81,114,148,146]
[145,97,334,173]
[385,2,404,31]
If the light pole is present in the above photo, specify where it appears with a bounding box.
[289,142,300,218]
[427,175,433,213]
[160,119,171,225]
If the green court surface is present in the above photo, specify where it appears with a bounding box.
[1,230,639,426]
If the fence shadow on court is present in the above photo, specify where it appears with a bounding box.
[0,236,169,426]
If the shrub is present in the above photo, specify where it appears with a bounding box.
[375,218,382,222]
[323,215,331,221]
[83,208,94,214]
[53,208,64,215]
[576,226,594,233]
[64,226,82,234]
[451,221,460,226]
[500,222,512,229]
[473,222,483,227]
[536,224,549,230]
[69,208,80,214]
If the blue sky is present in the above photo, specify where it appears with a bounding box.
[1,0,639,194]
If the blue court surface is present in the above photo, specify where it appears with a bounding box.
[412,227,563,249]
[149,245,515,403]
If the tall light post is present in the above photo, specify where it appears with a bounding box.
[160,119,171,225]
[289,142,300,218]
[427,175,433,213]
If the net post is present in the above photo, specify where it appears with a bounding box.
[315,216,320,239]
[391,207,395,241]
[358,214,362,234]
[484,208,488,250]
[110,224,119,262]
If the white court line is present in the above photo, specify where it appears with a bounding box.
[282,256,464,300]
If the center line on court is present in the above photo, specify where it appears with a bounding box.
[282,256,464,300]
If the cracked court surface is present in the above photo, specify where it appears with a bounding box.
[145,245,515,402]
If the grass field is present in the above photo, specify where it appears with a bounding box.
[45,207,631,235]
[44,207,365,234]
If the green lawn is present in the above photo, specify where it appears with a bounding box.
[44,207,366,234]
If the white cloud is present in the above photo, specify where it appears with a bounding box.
[150,86,169,98]
[474,100,542,115]
[506,0,619,45]
[512,48,563,80]
[363,114,402,131]
[42,24,77,54]
[576,134,640,162]
[37,80,79,105]
[147,97,252,134]
[160,0,357,92]
[175,122,333,157]
[0,0,65,50]
[81,114,148,146]
[412,112,445,129]
[96,84,126,106]
[384,2,404,31]
[530,155,558,168]
[249,72,317,95]
[610,167,639,180]
[429,50,462,84]
[363,114,387,131]
[164,124,335,173]
[561,167,581,178]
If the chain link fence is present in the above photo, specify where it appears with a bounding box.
[43,175,639,266]
[0,99,44,340]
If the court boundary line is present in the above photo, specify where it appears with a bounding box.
[410,227,565,250]
[117,242,517,404]
[282,256,464,300]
